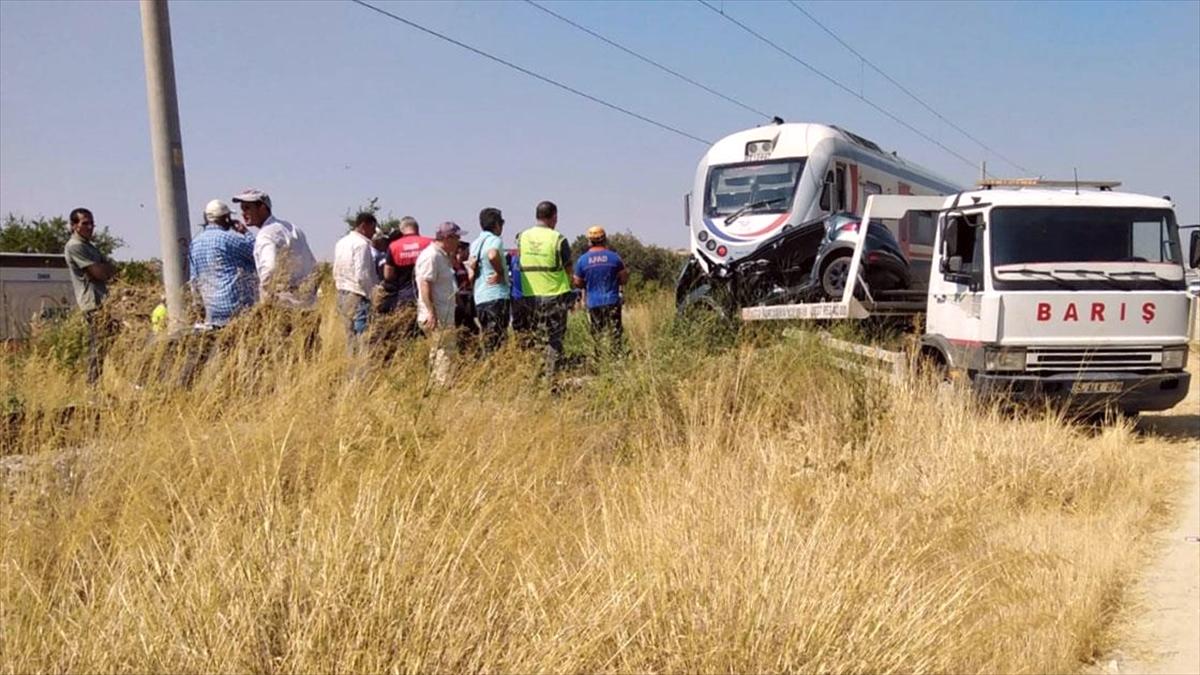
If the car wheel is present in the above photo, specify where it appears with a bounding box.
[820,254,851,299]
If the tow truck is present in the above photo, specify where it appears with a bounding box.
[742,179,1197,414]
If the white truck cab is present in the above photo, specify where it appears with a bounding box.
[744,180,1196,414]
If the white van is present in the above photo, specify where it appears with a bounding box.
[0,253,74,340]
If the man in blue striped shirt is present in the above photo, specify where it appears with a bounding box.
[188,200,258,327]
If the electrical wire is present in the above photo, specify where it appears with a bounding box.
[348,0,712,146]
[697,0,982,173]
[786,0,1031,175]
[524,0,772,120]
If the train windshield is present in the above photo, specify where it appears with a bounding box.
[705,159,805,217]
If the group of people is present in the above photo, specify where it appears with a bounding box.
[61,191,630,385]
[333,199,629,383]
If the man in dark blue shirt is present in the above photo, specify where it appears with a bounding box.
[572,226,628,348]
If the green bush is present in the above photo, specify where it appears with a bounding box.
[1,213,123,256]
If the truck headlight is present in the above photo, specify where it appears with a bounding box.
[985,347,1026,372]
[1162,346,1188,370]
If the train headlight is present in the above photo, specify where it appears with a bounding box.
[984,347,1026,372]
[1162,346,1188,370]
[745,140,773,159]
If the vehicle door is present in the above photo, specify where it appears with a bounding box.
[926,211,994,369]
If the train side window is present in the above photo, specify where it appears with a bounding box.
[907,212,936,246]
[863,181,882,196]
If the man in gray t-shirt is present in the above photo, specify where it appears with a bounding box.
[63,207,117,382]
[64,208,116,313]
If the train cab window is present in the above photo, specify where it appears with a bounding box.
[820,167,848,212]
[834,166,847,211]
[863,181,882,197]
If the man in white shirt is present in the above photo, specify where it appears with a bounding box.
[232,188,317,308]
[416,221,465,385]
[333,212,379,345]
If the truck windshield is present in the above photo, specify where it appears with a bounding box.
[705,159,805,217]
[990,207,1182,267]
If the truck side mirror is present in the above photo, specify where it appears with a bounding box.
[1190,229,1200,268]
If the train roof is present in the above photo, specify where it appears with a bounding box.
[701,122,960,189]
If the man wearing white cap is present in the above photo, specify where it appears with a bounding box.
[199,198,246,234]
[232,188,317,308]
[416,221,466,384]
[187,199,258,327]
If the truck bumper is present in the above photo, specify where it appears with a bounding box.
[972,370,1191,414]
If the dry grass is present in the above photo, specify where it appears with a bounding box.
[0,292,1191,673]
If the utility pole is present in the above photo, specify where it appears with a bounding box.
[139,0,190,335]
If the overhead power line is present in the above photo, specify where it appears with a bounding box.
[786,1,1031,175]
[523,0,772,120]
[348,0,711,146]
[696,0,982,173]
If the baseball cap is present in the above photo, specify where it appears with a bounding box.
[586,225,607,242]
[232,188,272,210]
[435,221,465,240]
[204,199,231,221]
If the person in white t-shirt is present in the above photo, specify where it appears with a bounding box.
[333,212,379,347]
[232,188,317,308]
[416,221,466,384]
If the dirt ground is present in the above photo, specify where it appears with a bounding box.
[1103,353,1200,675]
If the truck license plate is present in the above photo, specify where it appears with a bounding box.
[1072,381,1123,394]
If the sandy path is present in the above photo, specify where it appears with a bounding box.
[1106,356,1200,675]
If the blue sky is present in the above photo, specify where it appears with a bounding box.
[2,0,1197,261]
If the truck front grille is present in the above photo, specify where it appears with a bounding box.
[1025,347,1162,372]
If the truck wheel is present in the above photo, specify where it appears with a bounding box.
[820,254,851,299]
[917,348,954,395]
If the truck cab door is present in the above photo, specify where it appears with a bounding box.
[927,213,989,368]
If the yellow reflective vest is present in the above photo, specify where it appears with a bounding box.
[518,225,569,297]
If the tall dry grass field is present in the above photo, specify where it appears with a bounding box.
[1,292,1193,673]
